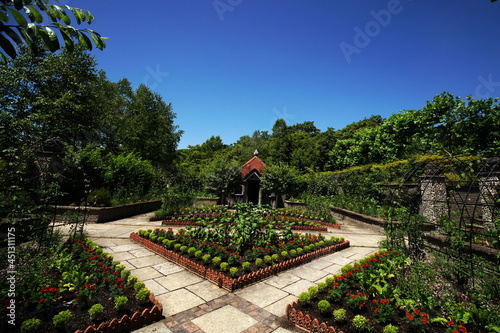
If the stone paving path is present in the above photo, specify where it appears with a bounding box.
[60,212,385,333]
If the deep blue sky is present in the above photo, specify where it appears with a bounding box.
[75,0,500,148]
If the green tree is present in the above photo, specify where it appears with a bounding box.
[204,157,242,204]
[0,0,105,63]
[121,84,182,169]
[261,162,304,207]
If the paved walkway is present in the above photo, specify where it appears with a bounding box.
[61,213,385,333]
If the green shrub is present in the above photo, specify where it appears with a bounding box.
[271,253,279,262]
[188,247,197,256]
[174,243,182,251]
[333,308,347,323]
[133,281,145,292]
[255,258,263,267]
[180,245,188,253]
[296,247,303,255]
[136,288,150,304]
[229,267,238,277]
[87,187,112,207]
[317,300,331,314]
[202,254,211,263]
[317,282,328,293]
[264,255,272,264]
[281,250,288,258]
[88,303,104,320]
[242,261,251,272]
[127,275,138,286]
[162,239,169,245]
[212,256,222,266]
[112,261,120,269]
[220,262,229,272]
[115,264,125,272]
[383,324,399,333]
[120,269,130,280]
[114,296,128,310]
[20,318,41,333]
[308,286,319,299]
[298,292,311,305]
[289,249,297,257]
[195,250,203,259]
[325,276,334,287]
[353,315,372,332]
[53,310,73,328]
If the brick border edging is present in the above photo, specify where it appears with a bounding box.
[286,300,344,333]
[74,293,163,333]
[130,232,350,292]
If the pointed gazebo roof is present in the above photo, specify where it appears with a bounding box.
[241,150,266,180]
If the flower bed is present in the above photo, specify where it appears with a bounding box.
[130,231,349,291]
[154,205,340,232]
[287,250,500,333]
[0,239,162,333]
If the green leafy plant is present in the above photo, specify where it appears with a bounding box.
[255,258,263,267]
[52,310,73,328]
[136,288,150,304]
[242,261,251,272]
[88,303,104,321]
[298,292,311,305]
[202,254,211,263]
[308,286,319,299]
[353,315,373,332]
[317,300,331,315]
[127,275,138,286]
[212,256,222,266]
[317,282,328,293]
[133,281,145,292]
[229,267,239,277]
[220,262,229,272]
[20,318,41,333]
[382,324,399,333]
[114,296,128,310]
[333,308,347,323]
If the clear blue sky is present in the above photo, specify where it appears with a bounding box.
[76,0,500,149]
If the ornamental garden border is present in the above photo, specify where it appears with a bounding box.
[130,232,350,292]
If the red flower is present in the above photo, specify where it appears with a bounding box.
[372,299,378,303]
[459,326,467,333]
[422,317,429,324]
[375,308,380,311]
[38,299,45,304]
[97,262,104,266]
[380,299,390,305]
[448,321,455,327]
[406,313,414,321]
[413,309,421,315]
[421,312,428,317]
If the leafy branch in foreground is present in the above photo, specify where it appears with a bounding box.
[0,0,106,63]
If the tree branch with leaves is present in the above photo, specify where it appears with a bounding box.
[0,0,105,64]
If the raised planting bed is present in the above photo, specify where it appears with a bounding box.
[154,205,341,232]
[287,250,499,333]
[1,238,163,333]
[130,231,349,292]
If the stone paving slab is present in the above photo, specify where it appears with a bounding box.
[155,271,205,291]
[192,305,258,333]
[235,283,289,308]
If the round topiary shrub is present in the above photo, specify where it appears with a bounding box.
[114,296,128,310]
[20,318,41,333]
[298,292,311,305]
[308,286,319,299]
[52,310,73,328]
[88,303,104,321]
[333,308,347,323]
[136,288,150,304]
[353,315,372,332]
[317,300,331,315]
[133,281,145,292]
[383,324,399,333]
